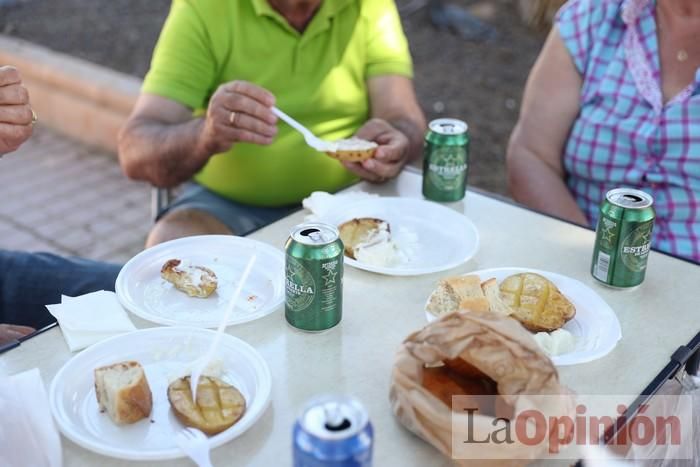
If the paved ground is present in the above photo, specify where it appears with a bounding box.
[0,125,151,264]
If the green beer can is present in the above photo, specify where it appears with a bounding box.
[422,118,470,202]
[285,223,344,331]
[591,188,656,288]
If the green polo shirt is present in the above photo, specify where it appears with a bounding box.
[143,0,413,207]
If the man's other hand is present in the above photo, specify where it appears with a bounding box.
[198,80,278,156]
[342,118,410,183]
[0,66,33,155]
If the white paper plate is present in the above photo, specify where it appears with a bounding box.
[116,235,284,328]
[49,327,272,461]
[425,268,622,366]
[320,197,479,276]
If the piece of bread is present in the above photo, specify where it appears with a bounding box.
[426,275,490,317]
[338,218,389,259]
[168,376,246,436]
[480,278,514,316]
[94,361,152,424]
[499,273,576,332]
[161,259,218,298]
[326,138,377,162]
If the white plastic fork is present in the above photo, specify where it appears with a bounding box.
[175,427,213,467]
[272,106,338,152]
[190,253,257,401]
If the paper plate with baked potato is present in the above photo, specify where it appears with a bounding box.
[49,327,271,460]
[320,197,480,275]
[424,267,622,366]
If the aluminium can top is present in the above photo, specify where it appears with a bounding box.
[605,188,654,210]
[297,395,369,440]
[428,118,468,135]
[290,222,340,246]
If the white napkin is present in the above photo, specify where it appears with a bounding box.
[0,368,62,467]
[302,191,378,221]
[46,290,136,352]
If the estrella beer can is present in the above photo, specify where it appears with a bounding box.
[422,118,470,202]
[591,188,655,288]
[285,223,343,331]
[293,395,374,467]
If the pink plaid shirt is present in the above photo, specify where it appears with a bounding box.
[557,0,700,262]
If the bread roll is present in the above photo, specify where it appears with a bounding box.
[94,361,152,424]
[168,376,246,436]
[480,278,514,316]
[426,275,490,317]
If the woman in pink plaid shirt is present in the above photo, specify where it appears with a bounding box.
[507,0,700,263]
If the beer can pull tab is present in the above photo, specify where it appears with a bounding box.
[440,123,455,134]
[300,228,326,244]
[324,402,351,431]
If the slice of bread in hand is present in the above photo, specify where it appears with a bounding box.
[94,361,152,424]
[480,278,514,316]
[326,138,377,162]
[426,275,490,317]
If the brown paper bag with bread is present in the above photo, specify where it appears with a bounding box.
[389,311,575,466]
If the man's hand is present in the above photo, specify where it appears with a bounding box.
[343,118,410,183]
[0,324,35,346]
[197,80,278,157]
[0,66,33,155]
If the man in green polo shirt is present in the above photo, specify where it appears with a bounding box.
[119,0,426,246]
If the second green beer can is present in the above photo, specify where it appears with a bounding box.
[422,118,470,202]
[285,223,344,331]
[591,188,655,288]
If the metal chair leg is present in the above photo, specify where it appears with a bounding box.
[151,187,173,222]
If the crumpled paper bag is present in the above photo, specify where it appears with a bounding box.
[389,311,575,466]
[0,368,62,467]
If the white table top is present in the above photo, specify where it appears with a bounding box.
[2,170,699,466]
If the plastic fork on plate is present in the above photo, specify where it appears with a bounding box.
[176,427,213,467]
[272,106,338,152]
[189,253,257,401]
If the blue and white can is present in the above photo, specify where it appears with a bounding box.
[293,395,373,467]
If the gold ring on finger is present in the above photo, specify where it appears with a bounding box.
[229,111,237,126]
[31,108,38,125]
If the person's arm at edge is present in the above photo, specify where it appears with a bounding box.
[0,66,34,155]
[506,26,588,226]
[118,82,277,188]
[117,95,207,187]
